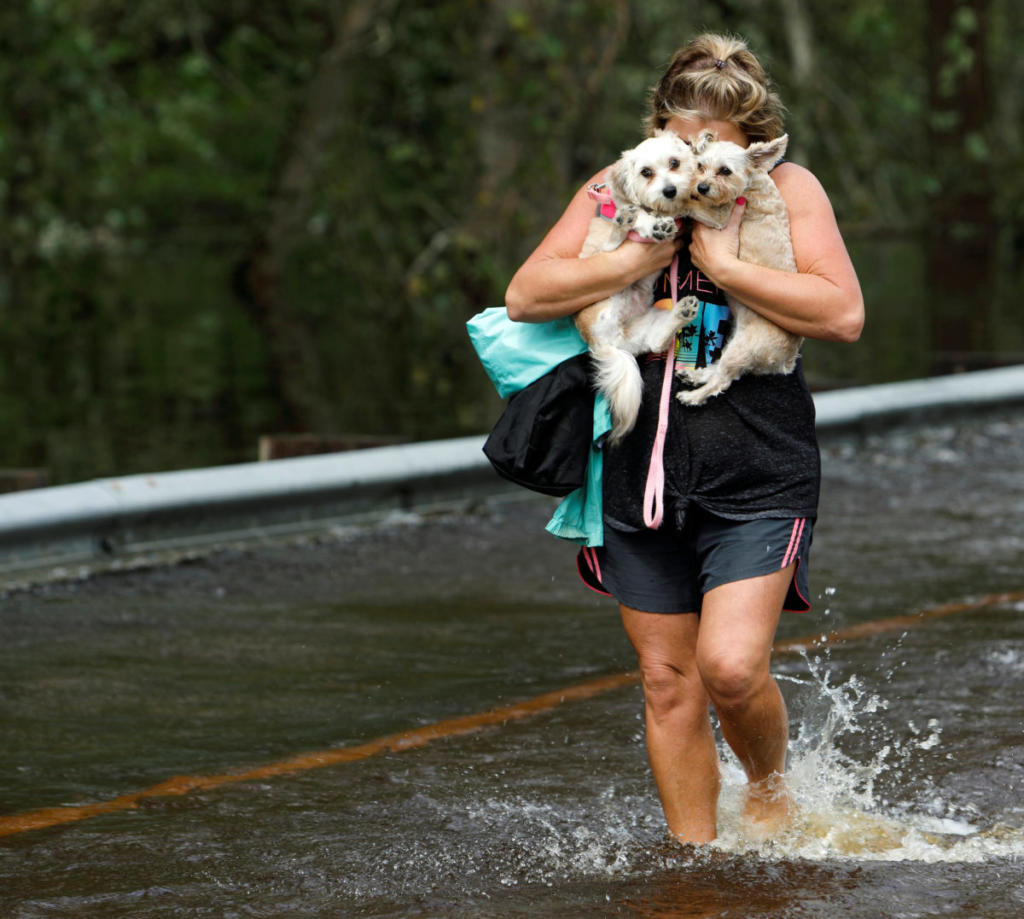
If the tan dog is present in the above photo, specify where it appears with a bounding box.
[675,130,800,406]
[575,130,699,442]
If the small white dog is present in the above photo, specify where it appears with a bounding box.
[574,130,699,442]
[675,130,801,406]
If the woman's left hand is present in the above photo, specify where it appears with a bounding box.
[688,197,746,288]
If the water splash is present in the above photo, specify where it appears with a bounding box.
[712,652,1024,862]
[339,655,1024,914]
[336,644,1024,911]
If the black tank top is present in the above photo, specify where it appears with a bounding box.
[601,237,821,532]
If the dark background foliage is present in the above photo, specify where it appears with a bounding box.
[1,0,1021,483]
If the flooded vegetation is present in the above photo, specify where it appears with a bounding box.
[3,2,1023,486]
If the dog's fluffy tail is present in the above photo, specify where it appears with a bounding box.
[591,344,643,443]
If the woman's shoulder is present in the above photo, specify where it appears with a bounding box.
[768,159,823,193]
[524,167,615,262]
[557,167,613,217]
[768,160,834,219]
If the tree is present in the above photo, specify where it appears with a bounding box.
[1,1,1022,482]
[925,0,994,373]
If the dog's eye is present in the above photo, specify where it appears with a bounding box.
[669,158,680,169]
[640,167,653,178]
[718,166,732,177]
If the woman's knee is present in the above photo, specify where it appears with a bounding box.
[697,646,769,709]
[637,658,706,723]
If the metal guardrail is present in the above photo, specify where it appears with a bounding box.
[0,436,500,579]
[812,364,1024,430]
[2,365,1023,582]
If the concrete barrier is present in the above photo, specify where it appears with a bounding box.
[2,365,1023,581]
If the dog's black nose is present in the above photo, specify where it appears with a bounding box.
[697,182,710,195]
[662,185,677,199]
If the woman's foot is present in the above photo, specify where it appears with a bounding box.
[742,773,794,839]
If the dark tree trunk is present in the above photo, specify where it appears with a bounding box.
[233,1,391,431]
[925,0,994,374]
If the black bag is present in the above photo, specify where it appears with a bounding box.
[482,353,595,497]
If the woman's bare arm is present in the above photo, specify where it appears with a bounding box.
[687,162,864,343]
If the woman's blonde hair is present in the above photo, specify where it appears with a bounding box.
[646,33,785,142]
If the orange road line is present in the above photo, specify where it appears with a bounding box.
[772,589,1024,653]
[0,671,638,839]
[2,588,1022,840]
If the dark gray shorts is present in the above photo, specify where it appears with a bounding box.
[577,508,812,614]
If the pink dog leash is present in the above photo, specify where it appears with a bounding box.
[642,254,679,530]
[586,184,678,530]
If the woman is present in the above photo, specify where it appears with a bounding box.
[504,34,863,845]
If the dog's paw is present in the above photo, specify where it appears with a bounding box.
[650,217,678,240]
[676,388,708,407]
[673,295,699,323]
[675,365,711,385]
[615,206,638,229]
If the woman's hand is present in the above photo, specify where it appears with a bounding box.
[688,198,746,289]
[613,235,683,279]
[683,162,864,343]
[505,170,686,323]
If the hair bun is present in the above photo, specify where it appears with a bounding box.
[644,32,785,143]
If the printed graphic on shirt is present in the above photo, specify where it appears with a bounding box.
[652,260,733,370]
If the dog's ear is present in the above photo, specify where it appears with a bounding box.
[608,156,631,202]
[690,129,717,155]
[746,134,789,171]
[658,127,683,142]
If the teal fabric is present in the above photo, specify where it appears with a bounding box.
[466,307,587,398]
[544,396,608,546]
[467,307,607,546]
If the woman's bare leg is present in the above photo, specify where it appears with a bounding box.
[696,566,795,833]
[620,605,720,844]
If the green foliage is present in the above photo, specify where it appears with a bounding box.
[0,0,1022,482]
[0,0,326,477]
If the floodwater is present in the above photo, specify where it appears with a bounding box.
[2,413,1024,917]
